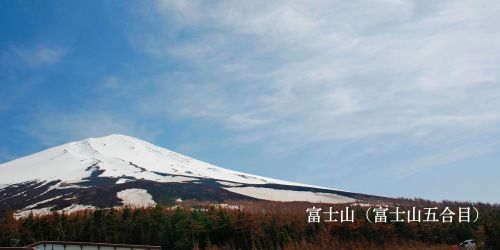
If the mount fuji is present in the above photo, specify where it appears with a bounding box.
[0,134,380,217]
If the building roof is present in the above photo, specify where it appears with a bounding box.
[25,241,160,250]
[0,248,35,250]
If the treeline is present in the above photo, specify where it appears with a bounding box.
[0,200,499,250]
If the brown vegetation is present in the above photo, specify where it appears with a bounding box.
[0,198,498,250]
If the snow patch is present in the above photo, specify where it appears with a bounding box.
[15,204,95,219]
[62,204,95,213]
[55,183,86,189]
[116,178,132,184]
[217,181,242,186]
[15,207,53,219]
[225,187,356,203]
[117,188,156,207]
[24,195,62,210]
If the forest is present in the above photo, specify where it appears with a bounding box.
[0,199,499,250]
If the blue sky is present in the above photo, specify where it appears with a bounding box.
[1,0,499,203]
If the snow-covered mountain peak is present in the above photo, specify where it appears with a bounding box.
[0,135,373,216]
[0,134,310,187]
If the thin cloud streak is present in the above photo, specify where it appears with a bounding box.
[1,45,69,67]
[125,0,500,177]
[20,111,161,147]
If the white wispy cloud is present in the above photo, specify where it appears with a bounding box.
[392,142,497,178]
[21,111,161,147]
[1,44,69,67]
[126,0,500,176]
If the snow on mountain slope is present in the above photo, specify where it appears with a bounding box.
[224,187,356,203]
[0,134,374,216]
[0,134,318,187]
